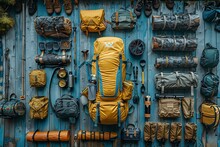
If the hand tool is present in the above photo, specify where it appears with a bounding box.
[133,66,139,104]
[140,60,146,94]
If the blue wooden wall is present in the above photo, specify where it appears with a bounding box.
[0,0,220,147]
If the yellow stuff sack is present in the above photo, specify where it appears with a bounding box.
[80,9,106,35]
[29,96,48,119]
[29,69,46,87]
[200,102,220,129]
[85,37,133,126]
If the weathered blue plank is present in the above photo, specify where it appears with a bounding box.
[14,9,25,147]
[0,36,4,147]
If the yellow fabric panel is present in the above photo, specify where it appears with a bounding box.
[80,9,106,32]
[200,103,219,126]
[88,101,129,125]
[29,96,48,119]
[92,37,126,97]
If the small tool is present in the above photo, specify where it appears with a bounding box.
[133,66,139,104]
[140,60,146,94]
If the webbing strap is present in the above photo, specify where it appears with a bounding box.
[116,12,119,27]
[85,61,92,81]
[96,55,99,90]
[32,129,39,141]
[130,12,134,28]
[187,14,192,30]
[119,54,122,91]
[162,15,166,30]
[190,72,195,96]
[173,36,176,50]
[95,102,100,127]
[173,15,178,30]
[183,36,187,50]
[161,72,164,94]
[118,102,121,127]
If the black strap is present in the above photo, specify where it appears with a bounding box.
[49,67,60,112]
[9,93,17,100]
[32,129,39,141]
[47,131,50,141]
[90,131,92,140]
[58,130,61,141]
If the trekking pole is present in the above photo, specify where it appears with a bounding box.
[70,26,77,147]
[20,2,26,100]
[73,27,77,82]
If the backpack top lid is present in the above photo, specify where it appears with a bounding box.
[93,37,126,98]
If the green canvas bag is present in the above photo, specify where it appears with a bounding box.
[201,72,219,98]
[111,8,137,30]
[200,43,219,69]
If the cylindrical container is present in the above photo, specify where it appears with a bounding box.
[88,74,96,101]
[155,56,198,68]
[77,130,117,141]
[152,36,197,51]
[68,71,74,88]
[145,96,151,118]
[35,54,71,66]
[152,14,200,31]
[26,130,70,142]
[0,94,26,118]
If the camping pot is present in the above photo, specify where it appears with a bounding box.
[0,93,26,118]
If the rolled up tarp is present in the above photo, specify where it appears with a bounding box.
[152,36,197,51]
[155,56,198,68]
[77,130,117,141]
[155,71,198,95]
[152,14,200,31]
[26,130,70,142]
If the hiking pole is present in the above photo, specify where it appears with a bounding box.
[70,26,77,147]
[73,26,77,82]
[20,2,26,100]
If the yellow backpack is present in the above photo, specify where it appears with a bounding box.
[83,37,133,126]
[80,9,107,36]
[200,102,220,129]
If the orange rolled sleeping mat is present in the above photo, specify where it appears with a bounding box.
[26,130,70,142]
[77,130,117,141]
